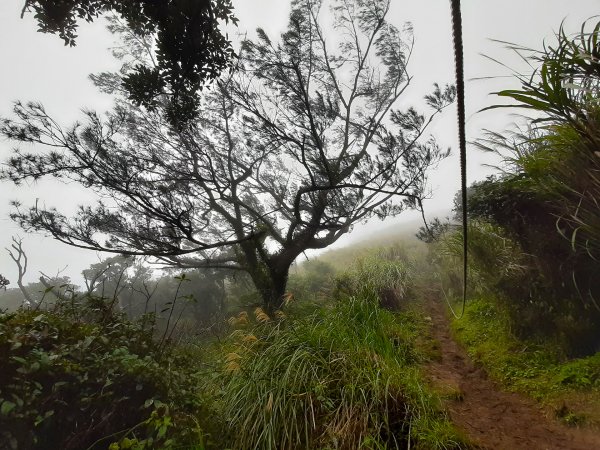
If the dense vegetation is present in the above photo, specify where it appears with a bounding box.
[216,256,462,449]
[0,295,209,449]
[2,1,600,448]
[421,18,600,427]
[435,19,600,355]
[0,253,468,449]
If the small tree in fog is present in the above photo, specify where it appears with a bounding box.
[2,0,454,311]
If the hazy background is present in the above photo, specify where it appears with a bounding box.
[1,0,598,285]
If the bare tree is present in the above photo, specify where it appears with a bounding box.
[2,0,455,311]
[6,237,34,306]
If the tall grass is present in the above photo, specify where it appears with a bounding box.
[436,220,528,297]
[217,258,465,449]
[334,253,416,312]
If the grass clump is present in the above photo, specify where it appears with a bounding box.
[334,254,414,311]
[218,257,467,449]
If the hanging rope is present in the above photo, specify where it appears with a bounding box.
[449,0,468,319]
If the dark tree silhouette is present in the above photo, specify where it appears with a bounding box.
[6,237,34,306]
[21,0,237,124]
[3,0,455,311]
[0,275,8,290]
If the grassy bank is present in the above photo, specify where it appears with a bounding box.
[452,297,600,427]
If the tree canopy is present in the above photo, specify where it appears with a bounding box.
[3,0,455,310]
[21,0,237,124]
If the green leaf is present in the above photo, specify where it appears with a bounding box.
[82,336,94,348]
[121,437,134,449]
[1,401,16,415]
[34,410,53,426]
[496,91,552,110]
[53,381,67,390]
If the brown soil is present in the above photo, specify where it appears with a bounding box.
[423,295,600,450]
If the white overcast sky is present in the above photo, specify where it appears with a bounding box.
[0,0,598,286]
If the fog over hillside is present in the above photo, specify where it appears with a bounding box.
[1,0,598,286]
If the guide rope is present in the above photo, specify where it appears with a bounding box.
[448,0,468,319]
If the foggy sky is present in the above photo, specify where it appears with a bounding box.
[1,0,598,286]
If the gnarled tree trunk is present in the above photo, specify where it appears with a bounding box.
[247,262,289,314]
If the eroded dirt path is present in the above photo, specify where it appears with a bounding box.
[423,294,600,450]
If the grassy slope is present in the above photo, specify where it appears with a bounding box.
[12,218,600,448]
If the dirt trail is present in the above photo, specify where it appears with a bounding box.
[424,295,600,450]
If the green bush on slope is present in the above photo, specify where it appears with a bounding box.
[0,296,209,450]
[467,19,600,353]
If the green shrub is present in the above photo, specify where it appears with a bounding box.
[287,260,336,303]
[0,297,208,449]
[462,18,600,354]
[436,217,600,355]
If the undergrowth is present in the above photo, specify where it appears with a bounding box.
[212,257,468,449]
[0,296,211,450]
[1,254,471,449]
